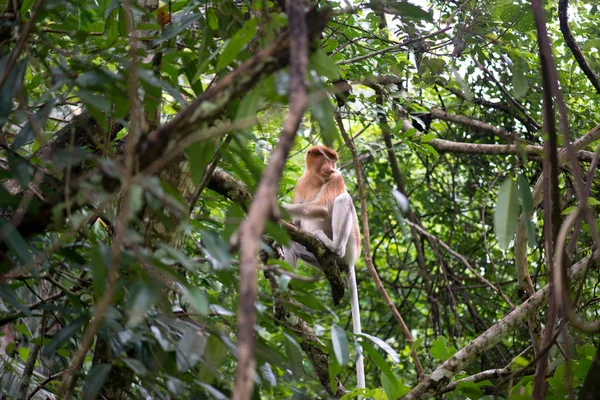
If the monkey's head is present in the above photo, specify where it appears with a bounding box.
[306,145,338,180]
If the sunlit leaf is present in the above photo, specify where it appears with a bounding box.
[358,332,400,364]
[216,19,257,71]
[331,324,349,366]
[494,177,519,250]
[517,173,536,245]
[384,1,433,21]
[310,49,340,80]
[283,333,304,379]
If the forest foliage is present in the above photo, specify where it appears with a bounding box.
[0,0,600,399]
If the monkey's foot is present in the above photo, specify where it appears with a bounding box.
[313,230,345,258]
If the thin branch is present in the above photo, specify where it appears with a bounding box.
[188,135,232,214]
[26,370,65,400]
[232,1,309,398]
[336,112,425,381]
[558,0,600,94]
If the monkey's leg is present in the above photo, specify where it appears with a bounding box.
[313,193,353,258]
[280,241,320,269]
[348,264,365,390]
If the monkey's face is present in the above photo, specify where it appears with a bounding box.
[306,146,338,180]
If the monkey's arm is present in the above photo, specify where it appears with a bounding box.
[282,203,329,220]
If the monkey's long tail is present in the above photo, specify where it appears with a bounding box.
[348,265,365,390]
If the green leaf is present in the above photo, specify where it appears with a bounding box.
[185,140,216,185]
[0,58,26,123]
[216,19,257,71]
[204,335,228,369]
[452,69,474,102]
[494,177,519,249]
[153,13,202,45]
[122,358,148,376]
[430,336,456,361]
[176,327,206,372]
[311,94,338,147]
[181,285,209,315]
[265,220,290,246]
[12,100,55,150]
[83,364,112,400]
[260,363,277,387]
[126,281,157,327]
[235,87,262,122]
[358,332,400,364]
[310,49,340,80]
[382,369,409,399]
[118,6,129,37]
[362,341,396,383]
[331,324,349,366]
[0,285,32,316]
[198,230,233,271]
[0,220,33,265]
[207,9,219,30]
[517,173,536,245]
[7,147,34,190]
[283,333,304,379]
[419,133,436,143]
[42,316,87,357]
[411,337,423,352]
[456,380,483,398]
[512,58,528,99]
[90,244,108,297]
[385,1,433,21]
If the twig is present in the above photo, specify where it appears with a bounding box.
[554,210,600,332]
[26,370,65,400]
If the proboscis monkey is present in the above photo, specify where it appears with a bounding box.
[281,145,365,389]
